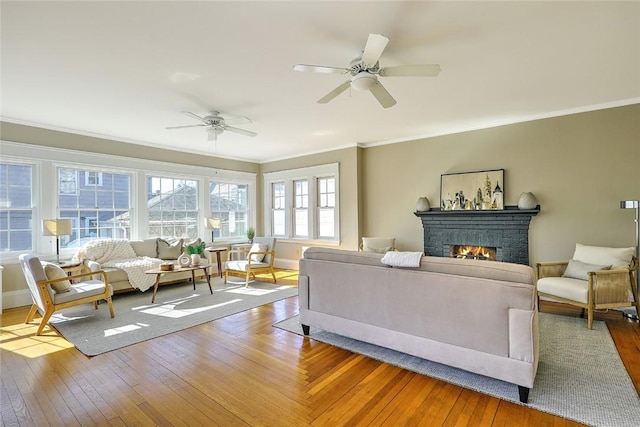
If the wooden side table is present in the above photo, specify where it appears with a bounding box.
[205,247,228,278]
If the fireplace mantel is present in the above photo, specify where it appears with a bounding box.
[414,206,540,265]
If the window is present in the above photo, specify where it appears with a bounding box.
[264,163,339,241]
[317,177,336,238]
[294,180,308,237]
[209,181,249,240]
[272,182,286,237]
[147,176,198,238]
[0,162,34,252]
[58,167,131,248]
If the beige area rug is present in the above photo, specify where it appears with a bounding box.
[275,313,640,427]
[49,279,297,356]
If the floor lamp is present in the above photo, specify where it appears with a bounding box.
[620,200,639,320]
[43,219,72,264]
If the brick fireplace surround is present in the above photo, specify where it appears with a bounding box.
[414,206,540,265]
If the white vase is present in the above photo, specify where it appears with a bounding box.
[518,192,538,210]
[416,197,431,211]
[190,254,201,266]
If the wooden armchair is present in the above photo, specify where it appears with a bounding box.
[19,254,115,336]
[536,244,638,329]
[224,237,277,287]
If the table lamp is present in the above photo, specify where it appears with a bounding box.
[43,219,72,264]
[205,217,222,244]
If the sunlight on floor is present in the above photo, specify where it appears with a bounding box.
[104,322,150,337]
[0,322,73,358]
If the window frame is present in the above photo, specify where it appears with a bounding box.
[263,163,339,243]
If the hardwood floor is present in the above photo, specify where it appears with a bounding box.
[1,271,639,426]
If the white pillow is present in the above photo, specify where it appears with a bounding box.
[572,243,635,270]
[42,262,72,293]
[158,238,184,260]
[247,243,268,262]
[562,259,611,281]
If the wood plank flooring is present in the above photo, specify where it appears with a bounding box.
[1,271,639,426]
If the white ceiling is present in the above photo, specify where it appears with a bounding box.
[2,1,639,163]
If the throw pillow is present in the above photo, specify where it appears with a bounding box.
[364,245,393,254]
[183,237,202,252]
[158,238,184,260]
[562,259,611,281]
[247,243,268,262]
[42,262,72,293]
[130,238,158,258]
[572,243,635,270]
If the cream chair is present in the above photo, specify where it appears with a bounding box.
[537,244,639,329]
[19,254,115,336]
[359,237,396,253]
[224,237,277,287]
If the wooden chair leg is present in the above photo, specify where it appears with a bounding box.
[224,271,228,284]
[36,307,55,336]
[24,304,39,323]
[271,270,277,284]
[107,297,115,318]
[587,305,594,330]
[245,272,250,288]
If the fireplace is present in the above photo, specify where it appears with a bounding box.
[450,245,497,261]
[414,206,539,265]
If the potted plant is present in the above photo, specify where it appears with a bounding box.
[247,227,255,243]
[186,241,206,265]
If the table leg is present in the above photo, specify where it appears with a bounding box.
[151,274,161,303]
[191,270,196,290]
[203,267,213,294]
[216,251,223,278]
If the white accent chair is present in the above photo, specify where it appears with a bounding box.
[19,254,115,336]
[359,237,396,253]
[224,237,277,287]
[537,244,639,329]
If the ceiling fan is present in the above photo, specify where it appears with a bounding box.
[166,111,257,141]
[294,33,441,108]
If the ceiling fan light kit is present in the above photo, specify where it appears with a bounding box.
[294,33,441,108]
[166,110,256,142]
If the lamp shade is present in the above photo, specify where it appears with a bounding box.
[205,217,222,229]
[620,200,639,209]
[42,219,72,236]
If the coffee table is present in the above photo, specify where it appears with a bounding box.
[145,263,213,303]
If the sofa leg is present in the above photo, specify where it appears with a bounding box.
[301,324,310,335]
[518,386,530,403]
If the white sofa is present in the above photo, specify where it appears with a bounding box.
[298,247,539,403]
[74,238,217,293]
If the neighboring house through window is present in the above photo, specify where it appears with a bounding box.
[0,161,35,252]
[209,181,249,240]
[147,176,198,238]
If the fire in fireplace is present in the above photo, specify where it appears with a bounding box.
[450,245,497,261]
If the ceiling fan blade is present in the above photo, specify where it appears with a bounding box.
[224,116,251,126]
[165,124,206,130]
[361,34,389,67]
[182,111,210,124]
[380,64,441,77]
[225,126,257,137]
[369,82,397,108]
[317,80,351,104]
[294,64,348,74]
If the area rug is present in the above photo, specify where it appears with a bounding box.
[274,313,640,427]
[50,280,297,356]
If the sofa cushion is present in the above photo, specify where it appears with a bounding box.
[42,262,71,293]
[562,259,611,281]
[572,243,635,270]
[158,238,183,260]
[130,238,158,258]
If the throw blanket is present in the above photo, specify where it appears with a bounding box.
[104,257,162,292]
[381,251,423,268]
[74,239,162,292]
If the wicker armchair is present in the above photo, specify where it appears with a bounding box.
[537,245,639,329]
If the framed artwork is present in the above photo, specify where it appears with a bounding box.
[440,169,504,211]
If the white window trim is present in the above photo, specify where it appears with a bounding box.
[0,140,257,261]
[263,163,339,243]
